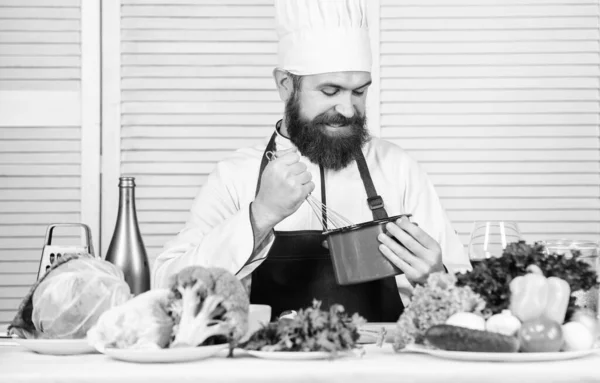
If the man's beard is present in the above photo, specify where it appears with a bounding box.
[284,95,370,171]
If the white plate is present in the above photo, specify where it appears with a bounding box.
[357,322,396,344]
[403,344,599,362]
[13,338,97,355]
[245,349,353,360]
[99,344,228,363]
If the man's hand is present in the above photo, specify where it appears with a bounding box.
[252,148,315,229]
[377,215,444,284]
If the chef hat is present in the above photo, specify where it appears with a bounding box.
[274,0,371,76]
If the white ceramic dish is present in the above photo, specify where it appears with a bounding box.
[244,349,354,360]
[0,339,19,347]
[244,304,271,340]
[403,343,599,362]
[13,338,97,355]
[98,344,228,363]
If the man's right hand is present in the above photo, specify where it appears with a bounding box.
[253,148,315,228]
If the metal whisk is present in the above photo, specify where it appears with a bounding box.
[265,151,354,230]
[304,193,354,230]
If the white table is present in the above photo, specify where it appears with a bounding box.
[1,341,599,383]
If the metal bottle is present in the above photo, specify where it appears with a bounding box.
[105,176,151,295]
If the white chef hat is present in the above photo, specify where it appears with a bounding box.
[274,0,371,76]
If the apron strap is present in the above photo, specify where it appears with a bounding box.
[354,150,388,220]
[320,165,327,230]
[256,125,390,224]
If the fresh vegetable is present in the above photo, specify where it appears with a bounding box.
[485,310,521,336]
[241,300,364,355]
[509,265,549,322]
[570,309,598,338]
[425,324,520,353]
[543,275,571,324]
[561,321,595,351]
[445,312,486,331]
[87,289,174,349]
[168,267,249,348]
[393,272,486,351]
[88,266,250,351]
[9,255,131,340]
[518,318,563,353]
[456,241,598,319]
[509,265,570,324]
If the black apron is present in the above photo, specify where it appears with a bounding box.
[248,131,404,322]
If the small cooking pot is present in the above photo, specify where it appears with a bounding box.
[324,214,411,285]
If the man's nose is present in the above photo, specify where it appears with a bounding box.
[334,96,355,119]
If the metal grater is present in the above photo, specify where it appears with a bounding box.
[36,223,96,281]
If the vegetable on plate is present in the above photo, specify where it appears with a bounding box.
[392,241,599,354]
[425,324,520,353]
[561,321,595,352]
[240,300,364,355]
[509,265,570,324]
[393,272,486,351]
[570,309,598,338]
[88,266,250,351]
[518,317,563,353]
[485,310,521,337]
[456,241,598,319]
[445,312,486,331]
[8,255,131,340]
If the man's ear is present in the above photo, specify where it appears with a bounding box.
[273,68,294,102]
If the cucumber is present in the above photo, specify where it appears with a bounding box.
[425,324,520,353]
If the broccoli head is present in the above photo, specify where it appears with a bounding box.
[167,266,250,348]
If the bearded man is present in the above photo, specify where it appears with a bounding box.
[153,0,471,321]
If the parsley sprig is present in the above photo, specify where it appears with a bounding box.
[241,300,365,354]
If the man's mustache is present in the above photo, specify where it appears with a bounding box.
[312,112,364,127]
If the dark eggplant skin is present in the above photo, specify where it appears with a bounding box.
[425,324,520,353]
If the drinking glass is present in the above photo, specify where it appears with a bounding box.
[542,239,599,318]
[468,221,522,261]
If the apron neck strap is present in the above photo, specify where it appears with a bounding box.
[319,164,328,230]
[354,149,388,220]
[256,126,389,223]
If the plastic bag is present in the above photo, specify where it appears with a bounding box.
[9,255,132,339]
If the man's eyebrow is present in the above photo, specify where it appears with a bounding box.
[318,80,372,90]
[354,80,372,90]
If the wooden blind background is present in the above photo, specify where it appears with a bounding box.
[378,0,600,247]
[0,0,82,324]
[119,0,280,263]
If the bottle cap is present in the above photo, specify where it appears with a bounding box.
[118,176,136,187]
